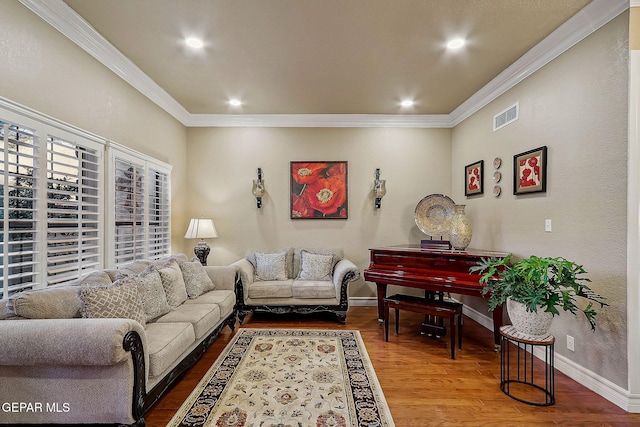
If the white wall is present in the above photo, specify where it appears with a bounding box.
[452,12,629,388]
[185,126,452,296]
[0,0,188,253]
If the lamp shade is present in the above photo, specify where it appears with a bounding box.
[184,218,218,239]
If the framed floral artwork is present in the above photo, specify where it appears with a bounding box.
[465,160,484,196]
[514,146,547,195]
[290,161,348,219]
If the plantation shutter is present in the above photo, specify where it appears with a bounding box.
[148,168,170,260]
[114,157,146,265]
[46,136,101,285]
[0,121,39,298]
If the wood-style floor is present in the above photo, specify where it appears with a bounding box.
[145,306,640,426]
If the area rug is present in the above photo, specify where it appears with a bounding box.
[168,328,395,427]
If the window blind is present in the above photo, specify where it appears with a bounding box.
[0,122,39,298]
[148,168,170,260]
[114,157,146,265]
[46,136,101,285]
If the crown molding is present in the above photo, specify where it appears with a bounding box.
[183,113,451,128]
[18,0,192,125]
[21,0,628,129]
[449,0,629,127]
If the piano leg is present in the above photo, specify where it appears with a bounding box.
[492,304,504,351]
[376,283,388,322]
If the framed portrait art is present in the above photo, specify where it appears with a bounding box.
[290,161,348,219]
[513,146,547,195]
[465,160,484,196]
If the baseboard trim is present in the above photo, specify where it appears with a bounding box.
[349,297,377,307]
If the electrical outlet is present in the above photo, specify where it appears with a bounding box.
[567,335,575,351]
[545,219,552,232]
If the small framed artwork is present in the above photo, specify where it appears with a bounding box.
[513,146,547,195]
[290,161,348,219]
[465,160,484,196]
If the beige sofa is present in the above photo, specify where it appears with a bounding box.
[230,248,359,323]
[0,254,238,426]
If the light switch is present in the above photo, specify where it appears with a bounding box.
[545,219,552,232]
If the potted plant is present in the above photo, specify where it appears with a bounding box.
[470,254,607,336]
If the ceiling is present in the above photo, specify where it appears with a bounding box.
[22,0,628,126]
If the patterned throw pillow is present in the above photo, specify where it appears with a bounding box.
[156,260,188,308]
[179,260,215,298]
[135,269,172,322]
[255,251,287,281]
[79,278,146,327]
[297,250,334,281]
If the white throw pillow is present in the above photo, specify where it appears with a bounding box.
[79,278,146,327]
[297,250,333,281]
[255,251,287,281]
[156,260,188,308]
[179,260,216,298]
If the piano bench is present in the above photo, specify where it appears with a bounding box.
[383,294,463,359]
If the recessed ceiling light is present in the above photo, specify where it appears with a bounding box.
[446,38,466,50]
[228,99,243,107]
[185,37,204,49]
[400,99,415,108]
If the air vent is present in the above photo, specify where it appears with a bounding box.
[493,102,519,131]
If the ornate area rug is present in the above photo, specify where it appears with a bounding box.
[168,329,395,427]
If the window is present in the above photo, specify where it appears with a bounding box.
[46,136,101,285]
[109,146,171,267]
[0,122,39,298]
[0,97,170,299]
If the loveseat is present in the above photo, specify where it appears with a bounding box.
[0,254,238,426]
[230,248,359,324]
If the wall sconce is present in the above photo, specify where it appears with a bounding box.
[252,167,265,208]
[184,217,218,265]
[374,168,386,209]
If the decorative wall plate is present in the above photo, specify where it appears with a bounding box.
[493,171,502,183]
[493,185,502,197]
[493,157,502,169]
[414,194,456,236]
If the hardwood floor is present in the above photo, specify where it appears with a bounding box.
[145,306,640,426]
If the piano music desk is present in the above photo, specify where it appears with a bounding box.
[383,294,463,359]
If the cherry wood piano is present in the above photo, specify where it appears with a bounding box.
[363,244,509,348]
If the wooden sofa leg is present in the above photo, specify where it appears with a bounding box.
[237,310,252,325]
[335,311,347,324]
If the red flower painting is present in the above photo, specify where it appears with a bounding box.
[290,161,348,219]
[514,146,547,195]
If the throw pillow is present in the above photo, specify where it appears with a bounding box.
[79,278,146,327]
[255,251,287,281]
[179,260,216,298]
[156,260,188,308]
[297,250,334,281]
[135,269,172,322]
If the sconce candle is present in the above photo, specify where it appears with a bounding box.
[252,167,265,208]
[374,168,386,209]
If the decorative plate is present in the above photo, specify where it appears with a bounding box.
[493,185,502,197]
[414,194,456,236]
[493,157,502,169]
[493,171,502,183]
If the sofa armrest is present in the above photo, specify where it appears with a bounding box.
[0,318,147,367]
[204,265,238,291]
[333,258,359,289]
[230,259,254,287]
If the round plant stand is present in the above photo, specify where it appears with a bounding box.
[500,325,555,406]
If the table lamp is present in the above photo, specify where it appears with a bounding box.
[184,218,218,265]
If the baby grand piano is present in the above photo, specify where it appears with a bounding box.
[364,244,508,349]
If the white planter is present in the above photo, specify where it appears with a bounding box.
[506,297,554,337]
